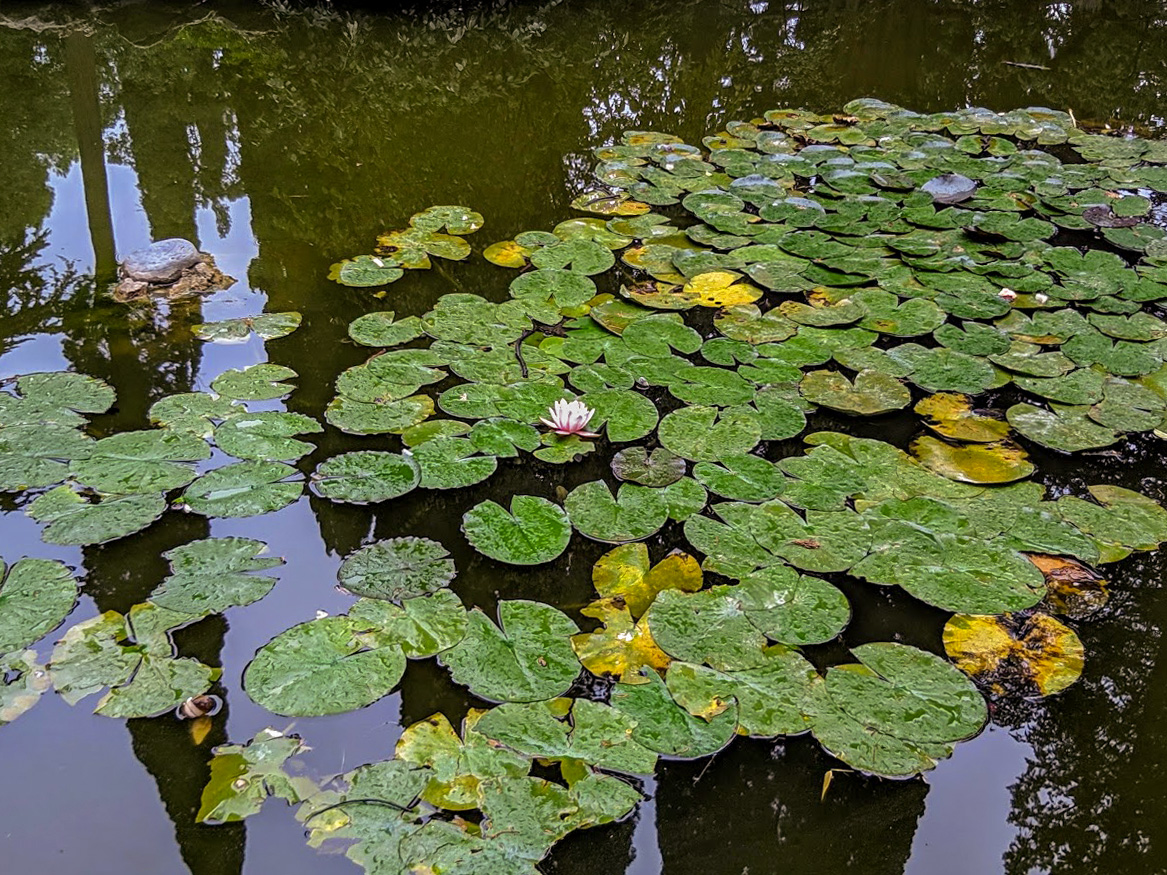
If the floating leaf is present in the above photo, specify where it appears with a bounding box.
[475,699,657,775]
[149,538,282,615]
[564,481,668,544]
[325,394,435,435]
[1006,403,1120,453]
[943,612,1084,697]
[0,650,50,726]
[27,487,166,545]
[73,429,210,494]
[348,311,425,347]
[1028,554,1109,619]
[311,451,420,503]
[149,392,238,436]
[182,461,302,518]
[338,538,455,602]
[571,598,672,684]
[462,495,572,565]
[211,364,297,401]
[807,642,987,777]
[194,312,302,343]
[441,600,580,703]
[915,393,1010,443]
[329,255,404,287]
[610,670,737,758]
[910,436,1035,484]
[197,729,314,823]
[591,543,703,618]
[610,446,686,487]
[693,453,785,502]
[244,615,406,716]
[658,405,761,462]
[0,559,77,652]
[414,437,498,489]
[800,369,910,416]
[214,412,322,461]
[665,645,818,736]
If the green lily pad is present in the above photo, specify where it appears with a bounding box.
[564,481,668,543]
[73,429,210,494]
[27,487,166,545]
[214,412,322,461]
[693,453,785,502]
[1006,403,1120,453]
[664,644,818,736]
[609,670,737,758]
[610,446,686,487]
[329,255,404,287]
[194,312,302,342]
[475,699,657,776]
[338,538,456,602]
[414,437,498,489]
[311,451,420,503]
[462,496,572,565]
[244,615,406,716]
[182,461,302,518]
[658,405,762,462]
[148,392,239,436]
[149,538,283,615]
[348,312,425,348]
[736,564,851,645]
[799,369,911,415]
[0,559,78,652]
[211,364,297,401]
[808,642,987,778]
[325,394,435,435]
[440,600,580,703]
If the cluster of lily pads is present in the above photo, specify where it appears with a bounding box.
[4,100,1167,872]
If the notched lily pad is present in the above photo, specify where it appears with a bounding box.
[943,611,1084,698]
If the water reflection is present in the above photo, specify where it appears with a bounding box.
[2,1,1167,873]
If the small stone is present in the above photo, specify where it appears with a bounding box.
[120,238,202,283]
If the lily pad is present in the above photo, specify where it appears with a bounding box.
[214,412,322,461]
[182,461,302,518]
[149,537,282,615]
[610,446,686,487]
[943,612,1084,697]
[244,615,407,716]
[910,436,1035,484]
[311,451,420,503]
[27,487,166,545]
[73,429,210,494]
[571,598,673,684]
[799,369,910,415]
[0,558,78,652]
[808,642,987,777]
[609,670,737,758]
[462,496,572,565]
[564,481,668,544]
[338,538,456,602]
[658,405,762,462]
[194,312,302,342]
[211,364,297,401]
[1006,403,1120,453]
[348,312,425,347]
[440,600,580,703]
[591,543,703,618]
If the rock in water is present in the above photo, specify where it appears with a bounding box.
[120,238,202,283]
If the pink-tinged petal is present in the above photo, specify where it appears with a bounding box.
[539,417,557,429]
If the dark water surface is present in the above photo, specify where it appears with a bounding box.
[2,2,1167,873]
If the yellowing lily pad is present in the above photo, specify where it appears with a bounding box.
[591,543,702,618]
[915,393,1011,443]
[943,611,1085,697]
[570,598,672,684]
[910,436,1035,484]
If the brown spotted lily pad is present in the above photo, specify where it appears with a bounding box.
[943,611,1084,697]
[910,435,1034,484]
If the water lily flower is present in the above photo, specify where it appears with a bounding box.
[541,399,599,438]
[1035,292,1050,304]
[997,287,1017,302]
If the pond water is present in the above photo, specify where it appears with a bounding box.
[3,2,1167,874]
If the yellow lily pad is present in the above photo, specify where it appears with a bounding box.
[943,611,1085,697]
[681,271,764,308]
[483,240,533,268]
[915,393,1012,443]
[592,543,702,618]
[910,435,1034,484]
[570,598,672,685]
